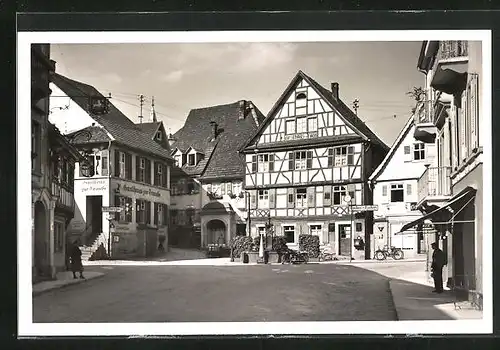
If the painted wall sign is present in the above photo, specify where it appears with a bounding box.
[116,183,162,198]
[80,179,108,194]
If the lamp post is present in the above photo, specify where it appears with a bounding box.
[343,194,353,263]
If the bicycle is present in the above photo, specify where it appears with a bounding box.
[319,250,335,262]
[282,249,309,264]
[374,245,404,261]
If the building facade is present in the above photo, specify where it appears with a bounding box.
[401,40,483,307]
[49,73,173,259]
[32,44,81,281]
[369,116,436,258]
[169,100,265,248]
[241,71,388,259]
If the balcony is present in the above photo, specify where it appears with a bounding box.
[431,40,469,95]
[51,180,75,212]
[413,99,437,143]
[417,166,452,211]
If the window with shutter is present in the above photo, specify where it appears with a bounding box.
[101,151,108,176]
[163,204,169,226]
[251,155,257,173]
[450,105,459,170]
[154,203,159,226]
[114,150,120,177]
[221,183,226,195]
[125,153,132,179]
[327,148,334,167]
[146,201,151,225]
[347,146,355,165]
[382,185,388,197]
[307,187,315,207]
[145,159,151,184]
[269,188,276,209]
[250,190,257,209]
[287,188,295,208]
[323,185,332,206]
[269,154,274,171]
[114,195,121,221]
[288,152,294,170]
[403,145,412,162]
[407,184,412,196]
[460,90,467,162]
[306,151,313,169]
[470,74,479,151]
[136,156,141,182]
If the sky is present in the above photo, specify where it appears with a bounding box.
[51,41,424,146]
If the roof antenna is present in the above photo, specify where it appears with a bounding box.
[138,94,145,124]
[352,99,360,116]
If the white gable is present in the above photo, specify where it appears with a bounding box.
[375,123,435,182]
[256,76,356,145]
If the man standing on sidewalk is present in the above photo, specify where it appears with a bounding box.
[431,242,446,293]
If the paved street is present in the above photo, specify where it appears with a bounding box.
[33,263,398,323]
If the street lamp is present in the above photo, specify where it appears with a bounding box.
[343,194,353,263]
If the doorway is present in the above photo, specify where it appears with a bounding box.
[86,195,103,242]
[34,201,48,277]
[206,219,226,245]
[338,223,351,256]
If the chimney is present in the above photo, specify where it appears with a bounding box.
[239,100,246,120]
[331,82,339,100]
[209,121,218,141]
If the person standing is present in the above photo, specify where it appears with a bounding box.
[431,242,446,293]
[70,240,85,279]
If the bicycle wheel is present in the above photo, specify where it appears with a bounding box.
[374,251,386,260]
[393,249,404,260]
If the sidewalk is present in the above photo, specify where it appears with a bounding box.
[388,270,482,321]
[33,271,105,296]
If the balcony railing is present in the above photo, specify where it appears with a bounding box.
[414,99,434,125]
[417,166,452,204]
[51,180,75,210]
[437,41,468,61]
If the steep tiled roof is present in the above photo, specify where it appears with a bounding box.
[51,74,173,161]
[172,100,263,180]
[243,70,389,152]
[137,122,161,139]
[66,125,112,144]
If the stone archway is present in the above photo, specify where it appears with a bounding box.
[34,201,48,277]
[206,219,227,245]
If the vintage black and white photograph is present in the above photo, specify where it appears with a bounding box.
[18,30,492,336]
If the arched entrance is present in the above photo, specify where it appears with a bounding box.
[34,201,48,277]
[206,219,226,245]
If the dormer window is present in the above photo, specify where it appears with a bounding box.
[188,154,196,166]
[156,131,162,141]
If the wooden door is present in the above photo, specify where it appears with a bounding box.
[338,224,351,256]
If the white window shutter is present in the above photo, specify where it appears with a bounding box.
[403,145,412,162]
[450,104,459,170]
[406,183,412,196]
[470,74,479,151]
[460,90,467,162]
[381,185,388,203]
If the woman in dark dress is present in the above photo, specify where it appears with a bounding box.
[70,240,85,279]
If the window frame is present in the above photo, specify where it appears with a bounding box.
[390,183,404,203]
[285,119,296,135]
[413,142,425,161]
[332,186,347,205]
[283,225,295,243]
[295,188,307,208]
[295,151,307,170]
[258,189,269,208]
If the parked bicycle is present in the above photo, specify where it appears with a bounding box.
[282,249,309,264]
[318,250,335,262]
[374,245,404,261]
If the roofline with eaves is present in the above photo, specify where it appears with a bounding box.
[240,136,366,154]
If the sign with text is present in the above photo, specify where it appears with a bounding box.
[113,181,167,202]
[352,205,379,212]
[79,178,108,194]
[102,206,123,213]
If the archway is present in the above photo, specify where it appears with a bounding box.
[34,201,48,277]
[206,219,226,245]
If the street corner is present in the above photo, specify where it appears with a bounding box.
[33,271,106,297]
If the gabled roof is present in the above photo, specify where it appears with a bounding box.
[171,100,264,179]
[242,70,389,152]
[137,121,161,139]
[369,115,415,183]
[51,73,173,161]
[66,125,112,144]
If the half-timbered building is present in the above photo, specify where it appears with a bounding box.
[241,71,389,259]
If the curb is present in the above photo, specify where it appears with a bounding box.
[387,279,400,321]
[33,273,106,297]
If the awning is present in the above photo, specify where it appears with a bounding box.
[397,186,476,233]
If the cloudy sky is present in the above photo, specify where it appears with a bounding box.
[51,41,424,146]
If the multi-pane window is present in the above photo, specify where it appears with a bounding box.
[136,199,151,225]
[232,181,242,196]
[157,163,163,186]
[285,120,296,134]
[296,117,307,133]
[119,152,126,178]
[334,146,355,166]
[138,157,146,182]
[295,151,307,170]
[284,226,295,243]
[258,154,270,172]
[390,184,404,202]
[101,151,109,176]
[307,117,318,132]
[310,225,322,237]
[333,186,347,205]
[154,203,168,226]
[413,143,425,161]
[258,189,269,208]
[296,188,307,208]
